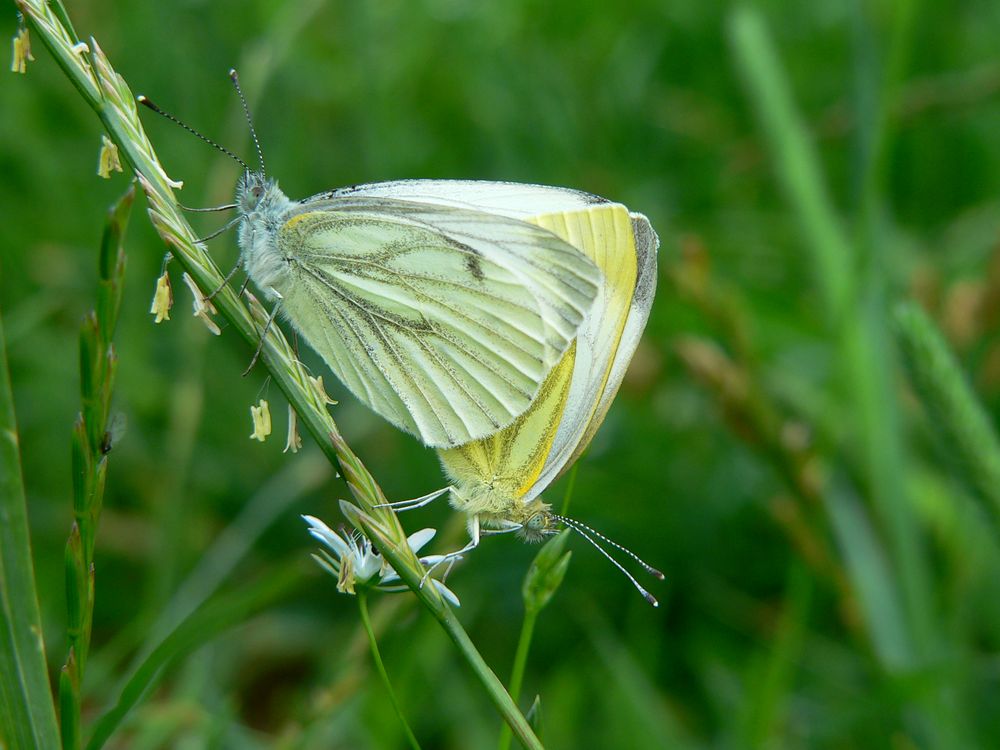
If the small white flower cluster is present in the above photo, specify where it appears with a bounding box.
[304,515,460,607]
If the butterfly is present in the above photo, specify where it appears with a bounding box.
[237,176,606,449]
[140,76,600,449]
[140,75,661,601]
[387,188,662,603]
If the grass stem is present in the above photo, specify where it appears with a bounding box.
[358,592,422,750]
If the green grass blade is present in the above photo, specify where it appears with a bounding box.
[140,451,330,653]
[824,477,911,667]
[85,561,306,750]
[0,295,60,749]
[727,5,854,325]
[737,564,811,747]
[895,302,1000,532]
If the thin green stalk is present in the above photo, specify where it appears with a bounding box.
[558,463,578,516]
[853,0,917,243]
[507,612,537,707]
[498,530,572,750]
[497,610,537,750]
[0,282,60,750]
[346,504,545,750]
[845,1,934,666]
[60,184,134,750]
[357,592,422,750]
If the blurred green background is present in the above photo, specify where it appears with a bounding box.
[4,0,1000,747]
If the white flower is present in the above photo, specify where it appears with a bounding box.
[303,515,461,607]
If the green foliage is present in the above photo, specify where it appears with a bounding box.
[5,0,1000,748]
[895,301,1000,531]
[60,184,133,750]
[0,287,60,750]
[522,531,572,615]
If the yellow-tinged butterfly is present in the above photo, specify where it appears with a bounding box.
[139,73,600,449]
[387,192,663,604]
[140,74,661,600]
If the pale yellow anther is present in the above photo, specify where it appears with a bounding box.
[336,553,356,595]
[181,272,221,335]
[309,375,338,406]
[11,26,34,74]
[284,404,302,454]
[150,272,172,323]
[97,135,122,179]
[249,399,272,442]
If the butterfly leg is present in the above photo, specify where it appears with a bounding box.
[179,202,237,213]
[195,215,241,244]
[419,515,483,588]
[243,293,282,376]
[207,261,243,301]
[375,486,453,512]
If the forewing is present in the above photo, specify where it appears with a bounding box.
[277,198,599,447]
[323,179,610,219]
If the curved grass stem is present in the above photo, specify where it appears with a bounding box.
[357,592,422,750]
[497,609,537,750]
[16,4,543,748]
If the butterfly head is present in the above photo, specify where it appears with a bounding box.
[516,500,556,543]
[237,171,283,215]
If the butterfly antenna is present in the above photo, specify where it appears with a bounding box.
[137,95,250,171]
[228,68,265,175]
[552,514,664,580]
[552,515,662,607]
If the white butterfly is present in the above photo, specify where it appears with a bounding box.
[381,185,662,603]
[141,81,601,450]
[237,176,602,448]
[140,78,660,601]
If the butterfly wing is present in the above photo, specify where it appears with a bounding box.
[523,204,658,500]
[323,179,611,218]
[275,194,599,448]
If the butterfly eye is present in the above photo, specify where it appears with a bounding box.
[527,513,546,530]
[252,185,264,199]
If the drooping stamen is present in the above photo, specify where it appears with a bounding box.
[556,516,659,607]
[228,69,265,176]
[137,95,249,171]
[553,514,664,580]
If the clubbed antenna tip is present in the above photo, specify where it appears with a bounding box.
[553,513,662,608]
[136,94,249,171]
[228,68,265,175]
